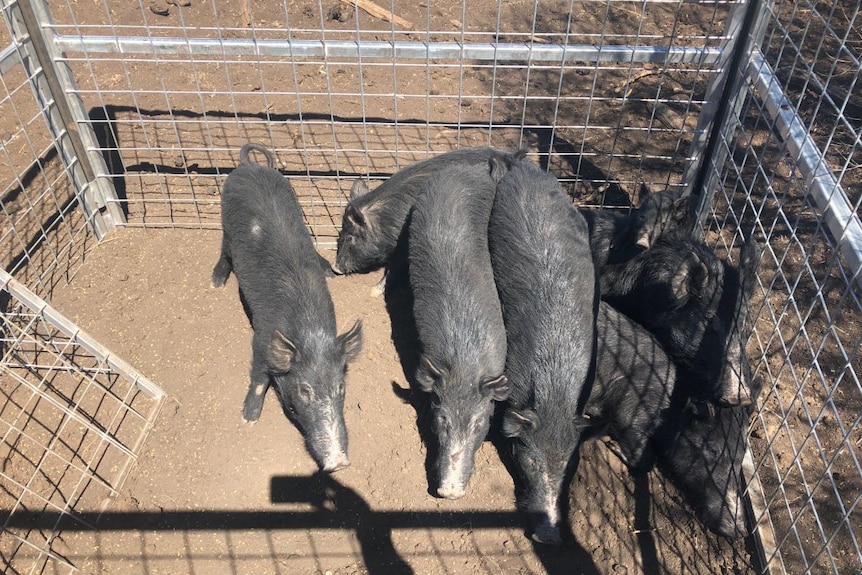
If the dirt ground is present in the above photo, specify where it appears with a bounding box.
[47,228,756,574]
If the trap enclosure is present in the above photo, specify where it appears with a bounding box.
[0,0,860,574]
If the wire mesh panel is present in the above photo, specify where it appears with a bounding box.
[0,13,92,298]
[43,0,742,245]
[700,1,862,574]
[0,269,165,574]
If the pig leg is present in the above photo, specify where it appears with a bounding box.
[243,355,270,423]
[317,251,336,277]
[211,235,233,288]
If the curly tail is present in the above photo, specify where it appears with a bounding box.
[239,143,276,168]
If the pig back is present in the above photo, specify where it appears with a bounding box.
[221,163,336,335]
[488,160,597,412]
[408,163,506,374]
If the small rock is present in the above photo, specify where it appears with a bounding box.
[149,3,170,16]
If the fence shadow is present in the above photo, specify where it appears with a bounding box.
[2,473,602,574]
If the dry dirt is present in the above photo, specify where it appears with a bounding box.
[47,228,757,574]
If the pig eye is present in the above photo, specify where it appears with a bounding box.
[297,383,313,403]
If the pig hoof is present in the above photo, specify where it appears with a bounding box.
[242,418,257,427]
[530,527,562,546]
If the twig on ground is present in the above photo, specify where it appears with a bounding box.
[339,0,413,30]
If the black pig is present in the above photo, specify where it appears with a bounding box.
[584,299,758,538]
[408,162,510,500]
[656,377,763,538]
[581,187,690,271]
[599,231,756,406]
[212,143,363,472]
[583,301,676,472]
[334,146,525,276]
[488,156,598,545]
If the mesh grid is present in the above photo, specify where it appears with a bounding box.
[0,33,95,298]
[44,0,739,243]
[0,270,164,574]
[701,1,862,574]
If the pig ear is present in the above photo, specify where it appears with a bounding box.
[349,179,370,201]
[502,408,539,438]
[345,205,366,229]
[481,374,510,401]
[488,155,509,183]
[672,194,691,223]
[638,182,651,203]
[268,330,296,374]
[670,264,691,303]
[671,256,705,304]
[338,319,364,363]
[415,355,443,393]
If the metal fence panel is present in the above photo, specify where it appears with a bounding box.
[701,1,862,574]
[43,0,741,244]
[0,268,165,573]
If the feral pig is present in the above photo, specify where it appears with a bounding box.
[656,377,763,538]
[334,146,525,275]
[581,187,690,272]
[599,231,757,407]
[408,162,510,501]
[212,143,363,473]
[583,301,675,473]
[487,156,598,545]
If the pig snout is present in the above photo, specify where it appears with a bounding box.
[708,487,749,538]
[717,380,753,408]
[717,361,753,407]
[314,431,350,473]
[320,451,351,473]
[310,412,350,473]
[530,514,563,545]
[436,448,469,499]
[635,231,651,249]
[436,482,466,500]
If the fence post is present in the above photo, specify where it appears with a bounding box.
[2,0,125,240]
[681,0,772,232]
